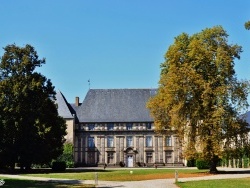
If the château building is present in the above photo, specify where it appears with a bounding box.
[56,89,184,167]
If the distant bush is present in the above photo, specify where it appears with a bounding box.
[52,161,66,171]
[196,159,209,170]
[56,143,74,168]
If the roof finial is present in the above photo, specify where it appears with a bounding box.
[88,79,90,90]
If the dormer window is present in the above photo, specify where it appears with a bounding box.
[88,124,95,131]
[126,123,133,130]
[146,123,152,130]
[107,123,114,131]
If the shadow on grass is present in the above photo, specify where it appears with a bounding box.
[217,170,250,174]
[0,178,95,188]
[0,168,113,175]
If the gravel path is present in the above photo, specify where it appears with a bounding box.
[1,167,250,188]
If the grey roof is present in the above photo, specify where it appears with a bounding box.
[56,91,74,119]
[75,89,157,123]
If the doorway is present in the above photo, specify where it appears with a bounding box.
[127,155,133,167]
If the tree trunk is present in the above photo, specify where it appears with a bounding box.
[210,158,218,174]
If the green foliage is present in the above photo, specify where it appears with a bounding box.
[119,161,125,167]
[25,169,208,181]
[196,159,209,170]
[245,21,250,30]
[0,44,67,169]
[243,156,249,168]
[176,178,250,188]
[147,26,250,173]
[230,158,234,168]
[52,161,66,172]
[187,159,196,167]
[56,143,74,168]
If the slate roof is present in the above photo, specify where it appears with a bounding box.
[55,91,74,119]
[75,89,157,123]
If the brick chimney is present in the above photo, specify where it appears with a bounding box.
[75,97,79,106]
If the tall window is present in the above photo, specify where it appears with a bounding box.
[146,152,153,163]
[146,136,152,147]
[166,136,172,146]
[146,123,152,130]
[107,152,114,164]
[126,123,133,130]
[127,136,133,147]
[107,136,114,147]
[166,151,172,163]
[88,136,95,148]
[88,124,95,130]
[107,123,114,131]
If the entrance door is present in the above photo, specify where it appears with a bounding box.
[127,155,133,167]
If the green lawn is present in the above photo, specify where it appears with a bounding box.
[24,169,208,181]
[0,177,95,188]
[177,178,250,188]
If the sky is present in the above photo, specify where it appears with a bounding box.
[0,0,250,104]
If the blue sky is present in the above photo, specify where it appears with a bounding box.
[0,0,249,104]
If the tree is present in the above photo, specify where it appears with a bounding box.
[245,21,250,30]
[0,44,66,170]
[56,142,74,168]
[147,26,249,173]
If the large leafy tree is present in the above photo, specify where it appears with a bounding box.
[245,21,250,30]
[0,44,66,170]
[147,26,249,173]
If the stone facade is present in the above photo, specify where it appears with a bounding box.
[56,89,184,167]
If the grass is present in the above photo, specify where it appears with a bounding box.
[176,178,250,188]
[23,168,209,181]
[0,177,95,188]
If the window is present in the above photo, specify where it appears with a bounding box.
[88,124,95,130]
[126,123,133,130]
[88,136,95,148]
[107,123,114,131]
[107,136,114,147]
[146,136,152,147]
[146,123,152,130]
[166,136,172,146]
[146,152,153,163]
[166,151,172,163]
[107,152,114,164]
[127,136,133,147]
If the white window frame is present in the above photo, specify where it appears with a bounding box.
[127,136,133,147]
[146,136,152,147]
[107,136,114,147]
[166,136,172,146]
[88,136,95,148]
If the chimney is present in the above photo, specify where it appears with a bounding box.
[75,97,79,106]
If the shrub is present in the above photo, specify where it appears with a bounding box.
[196,159,209,170]
[119,161,125,167]
[187,159,196,167]
[52,161,66,171]
[56,143,74,168]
